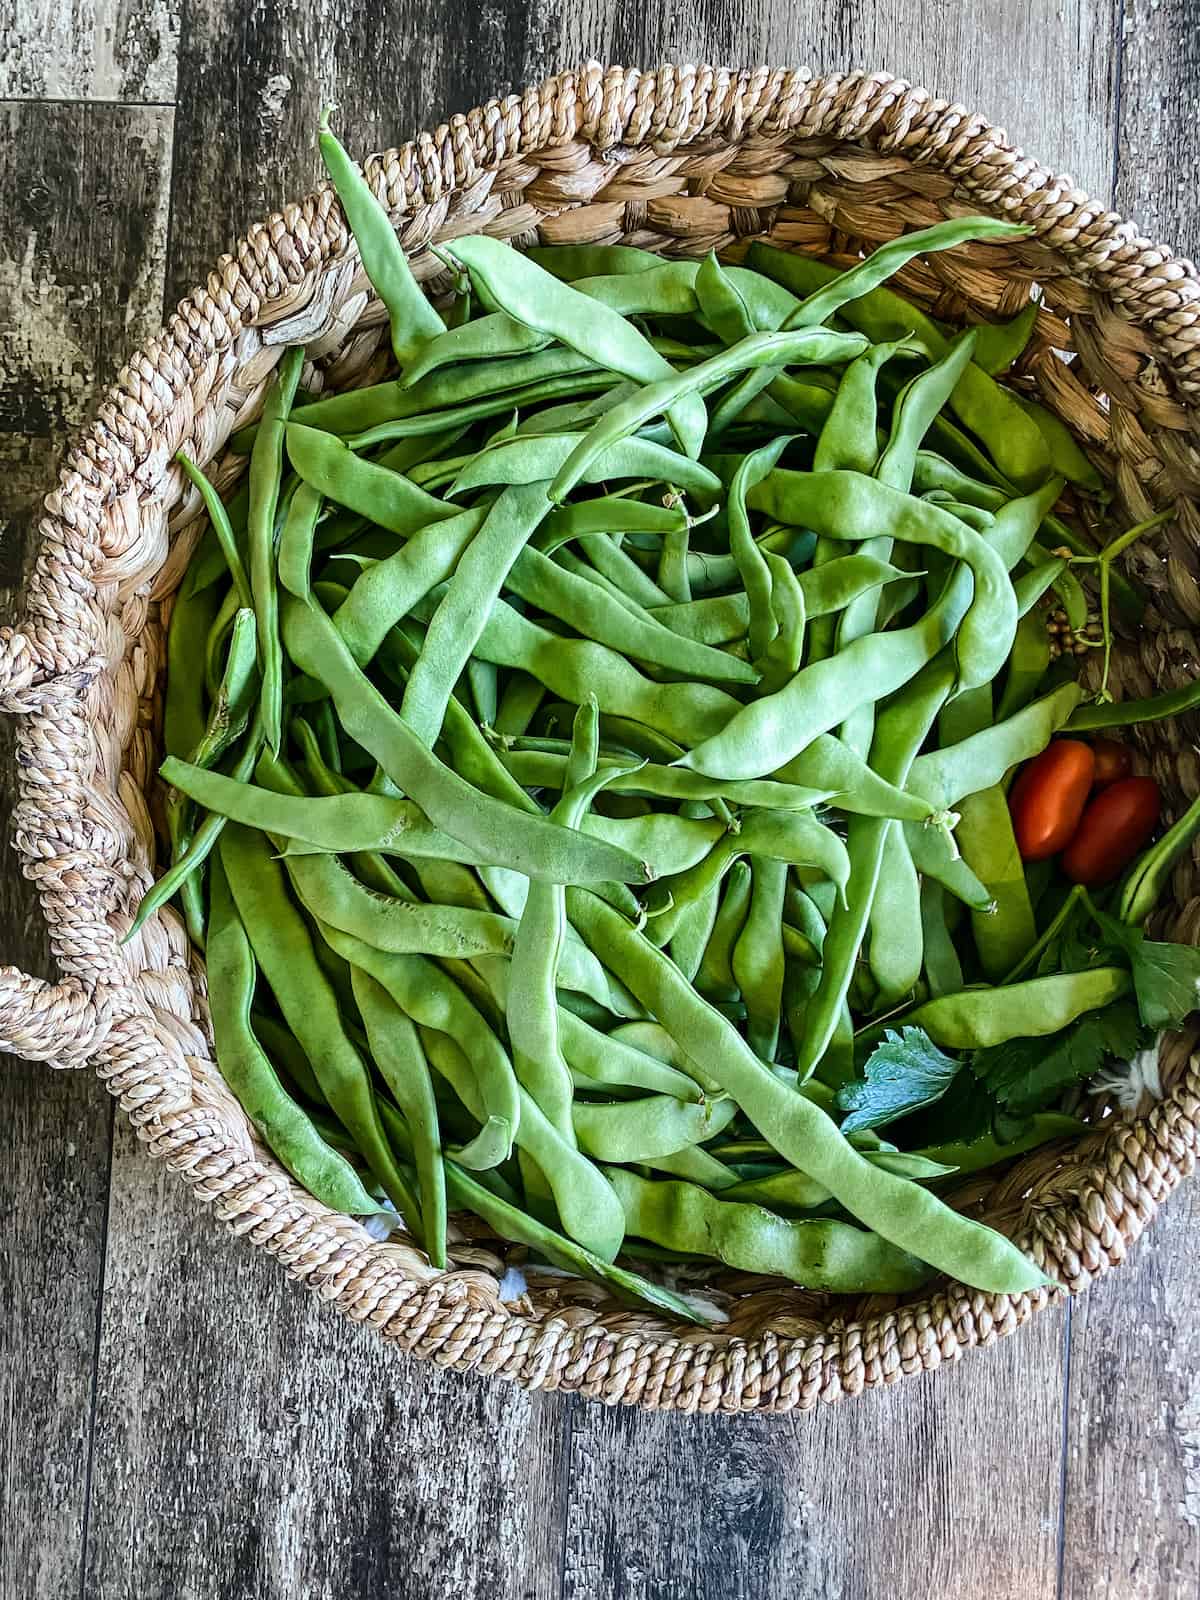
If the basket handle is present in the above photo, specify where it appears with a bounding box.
[0,625,103,718]
[0,969,118,1070]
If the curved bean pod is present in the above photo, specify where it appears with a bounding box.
[573,1094,737,1163]
[286,423,454,536]
[249,346,304,749]
[568,888,1051,1294]
[447,431,722,502]
[606,1170,932,1292]
[908,680,1083,809]
[206,855,384,1216]
[442,235,707,456]
[319,109,444,362]
[903,967,1132,1049]
[279,594,653,884]
[218,822,422,1223]
[350,968,447,1265]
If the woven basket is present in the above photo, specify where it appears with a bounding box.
[3,61,1199,1413]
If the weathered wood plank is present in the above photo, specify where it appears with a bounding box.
[0,100,174,580]
[0,0,178,102]
[162,0,557,308]
[1062,1196,1200,1600]
[1058,8,1200,1594]
[560,0,1120,197]
[0,1065,111,1600]
[1114,0,1200,254]
[0,96,173,1600]
[82,1124,568,1600]
[562,1310,1067,1599]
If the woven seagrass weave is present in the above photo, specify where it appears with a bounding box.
[2,61,1199,1413]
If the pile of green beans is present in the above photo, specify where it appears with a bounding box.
[146,112,1187,1321]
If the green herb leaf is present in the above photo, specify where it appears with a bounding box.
[1126,939,1200,1029]
[837,1026,961,1134]
[971,999,1143,1116]
[890,1067,998,1148]
[1085,900,1200,1030]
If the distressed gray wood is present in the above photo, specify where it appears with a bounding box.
[1057,10,1200,1595]
[0,100,173,568]
[82,1118,568,1600]
[0,4,1198,1598]
[0,0,179,101]
[0,1064,111,1600]
[162,0,558,308]
[560,0,1120,198]
[563,1309,1067,1599]
[0,96,172,1600]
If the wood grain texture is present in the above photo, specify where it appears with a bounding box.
[559,0,1121,197]
[0,0,179,101]
[1057,13,1200,1594]
[162,0,558,307]
[0,1064,111,1600]
[0,100,173,581]
[562,1309,1067,1600]
[83,1120,568,1600]
[0,97,170,1600]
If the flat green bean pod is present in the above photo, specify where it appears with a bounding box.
[163,755,642,885]
[280,594,654,885]
[723,1151,958,1211]
[446,431,723,501]
[219,823,422,1226]
[206,855,384,1216]
[287,423,454,535]
[442,235,708,457]
[573,1094,737,1162]
[681,566,970,780]
[319,109,445,363]
[902,968,1132,1049]
[570,889,1052,1294]
[605,1170,933,1292]
[908,681,1083,809]
[350,968,448,1264]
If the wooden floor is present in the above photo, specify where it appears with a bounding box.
[2,4,1199,1596]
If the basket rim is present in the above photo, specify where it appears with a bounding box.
[5,60,1199,1413]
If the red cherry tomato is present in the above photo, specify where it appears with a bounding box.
[1061,776,1162,885]
[1010,740,1097,861]
[1090,737,1133,789]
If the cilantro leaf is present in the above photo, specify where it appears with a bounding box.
[971,999,1143,1116]
[1085,900,1200,1031]
[837,1027,961,1134]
